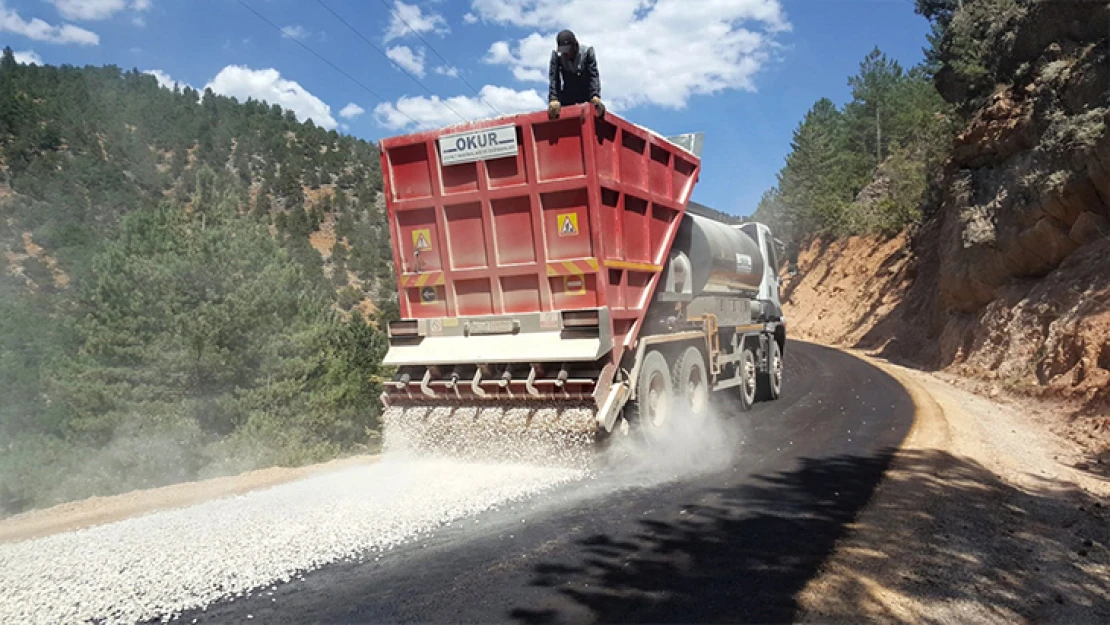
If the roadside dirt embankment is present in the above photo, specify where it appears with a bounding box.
[783,230,1110,466]
[783,1,1110,465]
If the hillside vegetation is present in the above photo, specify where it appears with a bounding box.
[753,46,956,254]
[773,0,1110,459]
[0,49,399,515]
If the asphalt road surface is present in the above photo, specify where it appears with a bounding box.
[179,341,914,625]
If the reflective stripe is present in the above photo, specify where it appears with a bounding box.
[400,272,445,287]
[546,258,599,276]
[604,259,663,272]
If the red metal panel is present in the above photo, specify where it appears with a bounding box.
[501,274,541,313]
[533,120,586,181]
[444,202,487,269]
[378,105,701,362]
[491,197,535,265]
[441,161,479,195]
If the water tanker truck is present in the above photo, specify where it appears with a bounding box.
[377,103,786,463]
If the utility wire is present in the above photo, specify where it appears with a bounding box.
[314,0,470,125]
[235,0,426,130]
[376,0,503,117]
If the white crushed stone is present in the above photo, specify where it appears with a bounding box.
[0,458,586,625]
[382,404,599,468]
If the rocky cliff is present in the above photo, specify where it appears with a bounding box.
[783,0,1110,456]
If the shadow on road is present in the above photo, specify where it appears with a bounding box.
[510,449,1110,625]
[510,449,896,625]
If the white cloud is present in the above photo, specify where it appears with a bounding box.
[384,0,447,43]
[13,49,42,64]
[434,65,459,77]
[473,0,789,110]
[143,68,179,89]
[0,3,99,44]
[374,84,544,131]
[339,102,365,119]
[485,40,512,64]
[131,15,144,26]
[206,65,338,130]
[45,0,149,20]
[48,0,125,21]
[462,12,477,24]
[281,24,309,41]
[386,44,425,77]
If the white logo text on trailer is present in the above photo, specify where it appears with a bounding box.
[438,124,518,166]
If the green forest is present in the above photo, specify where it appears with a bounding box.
[0,49,399,515]
[751,0,1000,255]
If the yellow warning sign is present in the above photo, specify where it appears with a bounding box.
[412,229,432,251]
[557,213,579,237]
[564,275,586,295]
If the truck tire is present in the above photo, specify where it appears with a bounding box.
[673,345,709,425]
[737,344,757,412]
[757,339,782,401]
[633,349,673,441]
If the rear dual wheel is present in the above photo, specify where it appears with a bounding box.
[673,346,710,425]
[737,345,758,412]
[757,339,783,402]
[632,346,710,441]
[637,350,673,440]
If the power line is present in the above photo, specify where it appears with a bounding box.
[376,0,503,117]
[314,0,470,125]
[235,0,426,130]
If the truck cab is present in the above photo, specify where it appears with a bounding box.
[738,222,783,318]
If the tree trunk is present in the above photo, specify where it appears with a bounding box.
[875,106,882,163]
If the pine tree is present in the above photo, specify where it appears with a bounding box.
[847,47,904,164]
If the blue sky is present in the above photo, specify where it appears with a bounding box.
[1,0,932,217]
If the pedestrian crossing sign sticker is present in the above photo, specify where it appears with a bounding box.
[557,213,579,237]
[412,229,432,251]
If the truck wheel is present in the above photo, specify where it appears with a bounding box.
[737,345,757,411]
[757,339,783,401]
[634,349,673,441]
[673,345,709,424]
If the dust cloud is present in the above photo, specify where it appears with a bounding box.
[596,396,749,489]
[381,395,749,490]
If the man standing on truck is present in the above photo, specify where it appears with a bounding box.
[548,29,605,119]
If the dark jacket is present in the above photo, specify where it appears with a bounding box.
[548,46,600,106]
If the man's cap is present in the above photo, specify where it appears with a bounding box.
[556,29,576,54]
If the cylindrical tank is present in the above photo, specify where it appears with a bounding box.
[670,213,764,295]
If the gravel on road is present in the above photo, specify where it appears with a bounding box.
[0,458,587,625]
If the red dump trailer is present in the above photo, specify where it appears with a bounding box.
[378,103,785,452]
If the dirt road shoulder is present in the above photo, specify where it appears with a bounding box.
[798,349,1110,625]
